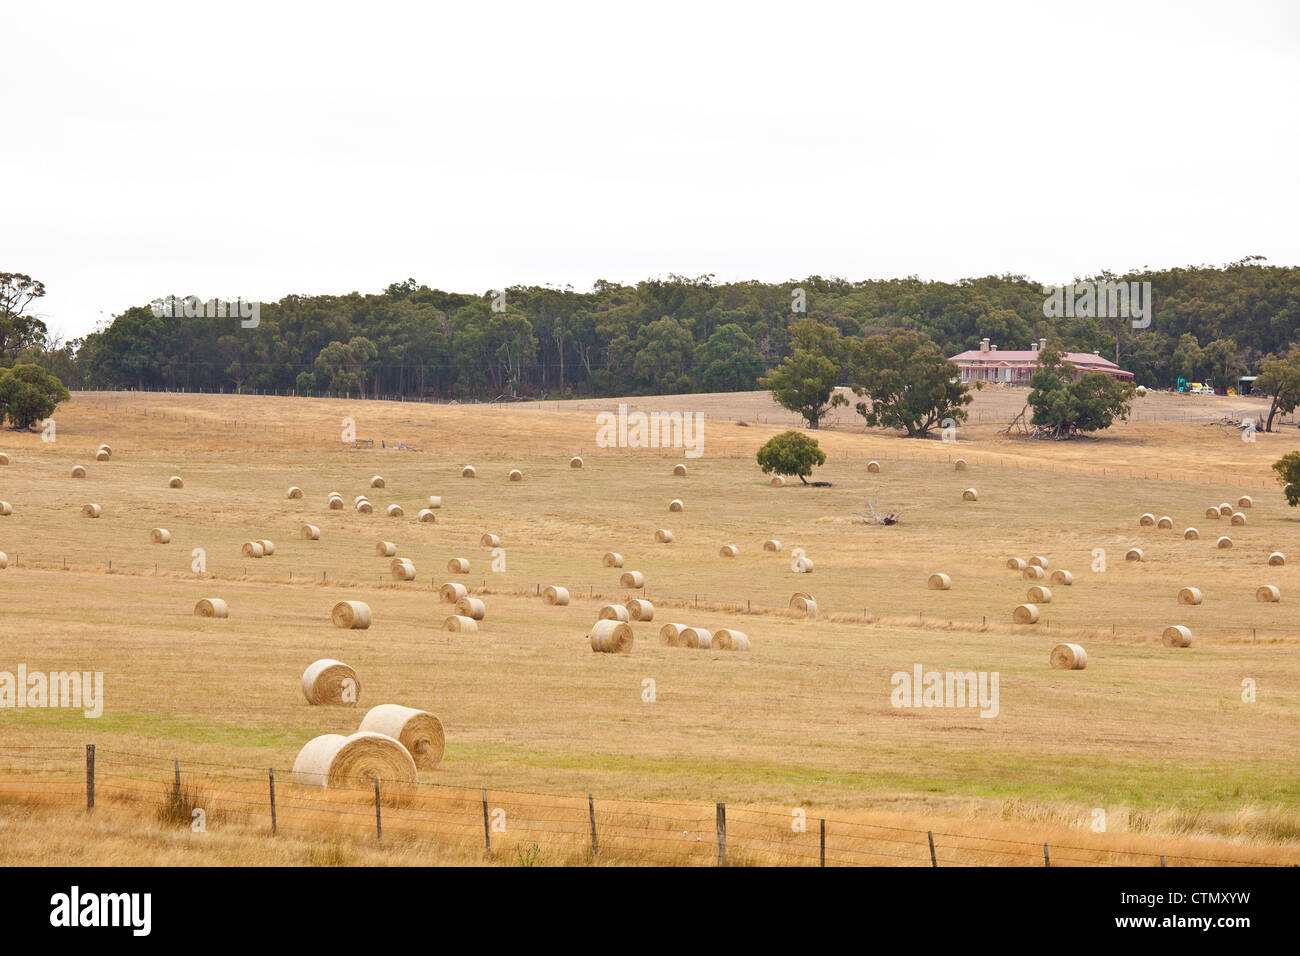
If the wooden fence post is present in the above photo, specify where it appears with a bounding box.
[268,768,277,835]
[716,802,727,867]
[588,794,599,860]
[173,758,180,801]
[820,818,826,867]
[1043,843,1051,867]
[928,830,937,867]
[85,744,94,811]
[481,789,492,860]
[374,779,382,841]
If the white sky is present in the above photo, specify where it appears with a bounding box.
[4,0,1298,341]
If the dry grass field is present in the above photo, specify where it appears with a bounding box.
[0,387,1296,866]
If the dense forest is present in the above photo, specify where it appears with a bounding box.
[15,260,1300,400]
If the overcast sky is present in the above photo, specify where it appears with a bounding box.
[4,0,1298,341]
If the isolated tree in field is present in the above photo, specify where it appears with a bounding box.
[1273,451,1300,507]
[760,319,847,429]
[0,273,50,360]
[1027,344,1136,437]
[1256,346,1300,432]
[756,431,827,484]
[0,364,70,429]
[846,330,972,437]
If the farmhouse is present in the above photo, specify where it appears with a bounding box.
[949,338,1134,385]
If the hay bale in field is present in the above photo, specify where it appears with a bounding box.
[480,533,501,547]
[328,496,344,510]
[356,501,373,514]
[287,486,303,499]
[291,732,417,789]
[602,551,624,568]
[96,449,110,461]
[439,582,468,603]
[354,495,370,505]
[719,545,739,558]
[1238,495,1253,509]
[301,524,320,540]
[301,659,360,706]
[770,476,785,487]
[714,628,750,651]
[1177,586,1203,606]
[789,592,818,615]
[427,496,442,508]
[331,601,372,629]
[0,552,7,569]
[447,557,470,574]
[673,463,687,476]
[668,499,684,512]
[867,461,880,473]
[570,456,583,469]
[1050,643,1087,670]
[0,453,7,465]
[82,503,101,518]
[1218,503,1233,516]
[1026,585,1052,603]
[1157,516,1174,529]
[71,465,86,478]
[417,509,437,523]
[241,540,265,558]
[1217,536,1233,549]
[543,586,570,606]
[927,573,951,590]
[763,539,781,552]
[194,598,228,618]
[953,458,968,472]
[1029,556,1049,568]
[589,619,634,653]
[97,444,111,456]
[1125,548,1144,562]
[359,704,445,770]
[1006,558,1028,571]
[461,465,476,478]
[1256,585,1281,603]
[376,541,397,557]
[792,556,815,573]
[455,596,486,620]
[658,623,687,645]
[1013,604,1039,624]
[390,558,416,581]
[625,598,654,621]
[258,539,275,556]
[1184,528,1199,540]
[1205,507,1220,519]
[168,476,183,488]
[508,469,523,481]
[150,528,170,544]
[1162,625,1192,647]
[1139,513,1156,527]
[1268,552,1285,566]
[654,529,674,543]
[961,488,978,501]
[370,476,385,488]
[619,570,645,588]
[679,626,712,649]
[1050,569,1073,586]
[386,504,404,518]
[443,615,477,632]
[0,501,10,516]
[1023,566,1046,580]
[1231,511,1247,525]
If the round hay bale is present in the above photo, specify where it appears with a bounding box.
[543,586,570,606]
[1218,503,1233,516]
[1162,625,1193,647]
[1177,586,1203,606]
[1027,585,1052,603]
[792,556,815,573]
[417,509,437,523]
[719,545,739,558]
[71,465,86,478]
[97,445,111,456]
[331,601,372,629]
[241,541,264,558]
[619,571,645,588]
[654,529,674,543]
[954,458,967,470]
[1217,536,1233,549]
[328,496,344,510]
[792,547,808,559]
[961,488,978,501]
[508,469,523,482]
[96,449,110,461]
[0,453,8,465]
[194,598,228,618]
[714,628,750,651]
[770,476,785,487]
[589,619,634,653]
[461,465,476,478]
[386,504,404,518]
[1268,552,1285,566]
[0,552,7,569]
[376,541,397,557]
[1256,584,1281,603]
[1013,604,1040,624]
[1006,558,1028,571]
[659,623,687,645]
[867,461,880,473]
[1205,507,1220,519]
[301,659,360,706]
[679,626,712,649]
[443,615,478,632]
[1238,495,1253,509]
[480,533,501,548]
[1230,511,1247,525]
[789,593,818,615]
[300,524,320,540]
[1029,556,1049,568]
[927,573,951,590]
[358,704,445,770]
[1184,528,1199,540]
[168,476,183,488]
[150,528,170,544]
[1125,548,1144,562]
[1050,643,1087,670]
[1139,513,1156,527]
[356,501,373,514]
[763,539,781,552]
[625,598,654,621]
[1157,516,1174,529]
[439,582,468,603]
[390,558,416,581]
[570,456,583,469]
[287,486,304,499]
[1050,569,1073,586]
[673,463,687,476]
[447,557,470,574]
[1023,566,1046,580]
[454,596,486,620]
[602,552,624,568]
[291,732,416,789]
[370,476,385,488]
[668,499,684,512]
[427,496,442,508]
[258,540,275,556]
[82,503,101,518]
[0,501,10,516]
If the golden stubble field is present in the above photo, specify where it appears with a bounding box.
[0,388,1296,866]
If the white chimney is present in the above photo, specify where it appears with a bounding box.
[1031,341,1039,354]
[990,344,998,352]
[1039,337,1047,351]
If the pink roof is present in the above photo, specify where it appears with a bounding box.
[948,349,1133,378]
